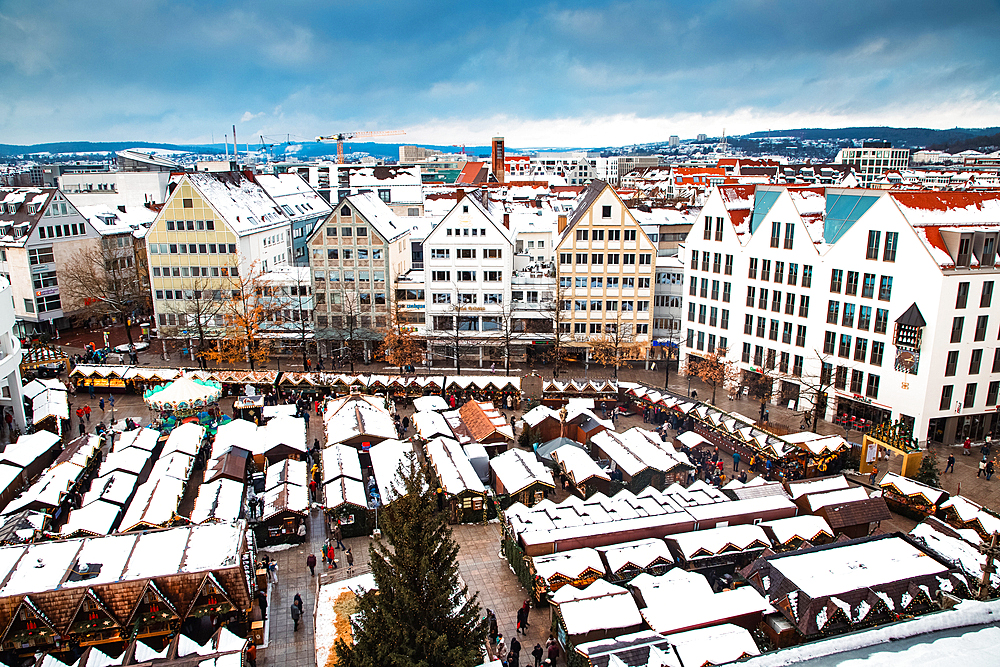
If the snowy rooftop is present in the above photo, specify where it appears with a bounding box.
[59,500,121,537]
[533,547,605,582]
[489,448,555,494]
[81,470,139,507]
[321,443,363,484]
[119,476,186,530]
[641,585,768,635]
[265,458,307,491]
[368,439,417,504]
[0,431,59,468]
[425,437,485,495]
[185,172,291,236]
[760,515,834,546]
[255,173,331,223]
[667,524,771,561]
[162,422,205,459]
[260,415,307,454]
[880,472,948,505]
[113,427,160,453]
[596,538,674,573]
[668,623,760,666]
[346,191,409,242]
[413,410,454,440]
[324,394,397,445]
[558,588,643,637]
[768,537,950,598]
[213,419,261,458]
[190,479,244,524]
[804,486,869,512]
[787,474,850,500]
[551,444,610,484]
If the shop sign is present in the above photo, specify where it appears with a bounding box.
[34,287,58,297]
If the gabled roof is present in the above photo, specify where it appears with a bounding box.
[563,179,610,239]
[183,172,291,236]
[342,191,409,242]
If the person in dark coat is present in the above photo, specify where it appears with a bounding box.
[290,603,301,631]
[346,547,354,573]
[516,604,528,635]
[509,636,521,666]
[531,643,544,666]
[306,553,317,576]
[333,523,345,550]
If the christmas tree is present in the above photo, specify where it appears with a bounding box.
[336,455,487,667]
[913,450,941,489]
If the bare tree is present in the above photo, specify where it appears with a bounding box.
[156,275,225,357]
[777,351,836,432]
[589,314,638,380]
[541,281,574,378]
[686,346,737,404]
[203,260,282,371]
[60,237,147,344]
[493,299,522,376]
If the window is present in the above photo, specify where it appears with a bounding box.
[940,385,954,410]
[861,273,875,298]
[724,254,733,275]
[784,222,795,249]
[560,252,572,264]
[575,229,589,241]
[432,293,451,304]
[341,227,352,237]
[484,248,502,259]
[796,325,807,347]
[782,322,793,344]
[952,282,970,310]
[951,317,964,343]
[866,230,881,259]
[606,300,617,311]
[431,271,450,281]
[982,281,995,308]
[722,282,731,303]
[356,227,368,237]
[182,198,193,208]
[787,263,798,286]
[878,275,892,301]
[28,247,54,265]
[971,348,984,374]
[785,292,795,315]
[835,366,848,390]
[870,341,884,366]
[824,331,836,355]
[866,374,880,399]
[761,259,771,282]
[756,316,766,337]
[839,333,852,358]
[946,350,959,376]
[770,221,780,248]
[994,348,1000,373]
[774,261,784,283]
[624,253,636,265]
[845,271,859,296]
[854,337,868,362]
[827,300,840,324]
[802,265,813,288]
[711,280,720,300]
[607,253,620,265]
[690,250,698,269]
[592,300,604,312]
[830,269,843,293]
[703,217,712,240]
[701,278,709,298]
[842,303,855,328]
[976,315,989,341]
[721,309,729,329]
[689,277,697,296]
[874,308,889,334]
[758,288,768,310]
[624,230,636,241]
[779,351,790,373]
[793,354,804,377]
[883,231,898,261]
[771,290,781,312]
[711,253,721,272]
[622,300,634,311]
[850,369,864,394]
[431,248,450,259]
[798,295,810,318]
[601,205,612,218]
[989,381,1000,407]
[744,314,753,334]
[742,343,752,363]
[754,346,764,366]
[748,258,758,279]
[707,305,715,324]
[965,383,978,409]
[746,286,756,307]
[32,271,57,289]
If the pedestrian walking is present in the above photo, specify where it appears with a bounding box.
[987,459,995,481]
[307,553,317,576]
[946,454,956,473]
[979,457,987,477]
[346,547,354,574]
[488,610,498,645]
[78,421,85,436]
[333,523,345,550]
[509,636,521,667]
[303,411,310,428]
[496,635,506,663]
[99,397,105,413]
[546,635,560,665]
[297,522,306,543]
[294,593,303,614]
[84,405,91,422]
[532,644,544,667]
[516,605,527,635]
[327,544,337,570]
[290,603,301,631]
[733,450,740,472]
[268,561,278,583]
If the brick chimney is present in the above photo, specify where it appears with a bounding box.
[558,215,567,233]
[456,188,465,201]
[503,213,510,229]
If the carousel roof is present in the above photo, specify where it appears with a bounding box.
[144,377,221,412]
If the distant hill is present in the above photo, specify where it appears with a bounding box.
[928,132,1000,154]
[739,127,1000,149]
[0,141,223,157]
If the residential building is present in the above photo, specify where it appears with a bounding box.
[307,192,411,360]
[682,184,1000,446]
[257,266,315,357]
[280,164,424,216]
[0,277,27,430]
[422,191,517,368]
[255,174,332,266]
[504,153,595,186]
[146,172,293,338]
[555,180,657,359]
[652,255,684,354]
[833,142,910,186]
[594,156,661,187]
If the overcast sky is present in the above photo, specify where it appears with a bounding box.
[1,0,998,148]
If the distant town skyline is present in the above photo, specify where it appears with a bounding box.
[1,0,998,147]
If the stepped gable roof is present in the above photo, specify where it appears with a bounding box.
[896,303,927,328]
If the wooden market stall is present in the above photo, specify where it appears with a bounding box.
[425,436,486,523]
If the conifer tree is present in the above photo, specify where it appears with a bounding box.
[336,456,487,667]
[913,450,941,488]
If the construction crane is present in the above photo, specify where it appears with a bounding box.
[315,129,406,164]
[452,144,466,155]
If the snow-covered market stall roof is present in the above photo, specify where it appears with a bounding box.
[321,444,363,485]
[668,623,761,666]
[425,437,485,496]
[760,515,835,549]
[144,377,221,412]
[553,579,644,644]
[595,538,675,580]
[368,439,419,505]
[489,448,555,497]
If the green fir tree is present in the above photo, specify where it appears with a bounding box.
[913,450,941,489]
[336,455,487,667]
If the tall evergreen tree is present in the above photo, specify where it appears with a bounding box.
[913,450,941,489]
[336,456,487,667]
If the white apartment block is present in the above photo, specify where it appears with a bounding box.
[834,143,910,186]
[682,185,1000,446]
[594,156,661,187]
[279,163,424,217]
[505,153,595,186]
[556,181,657,356]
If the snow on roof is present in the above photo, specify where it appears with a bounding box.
[533,548,606,582]
[787,475,849,500]
[413,395,449,412]
[880,472,948,505]
[323,395,396,445]
[149,451,194,483]
[315,573,378,667]
[413,410,454,440]
[551,445,610,484]
[4,459,89,514]
[668,524,770,561]
[119,476,186,530]
[596,538,674,573]
[642,585,768,635]
[213,419,260,458]
[61,533,138,588]
[591,428,686,477]
[263,478,309,520]
[675,431,710,448]
[685,494,796,523]
[260,415,307,454]
[0,538,83,596]
[668,623,761,666]
[804,486,869,512]
[770,536,950,598]
[190,479,244,524]
[181,523,242,572]
[321,444,363,484]
[324,476,368,509]
[425,437,485,495]
[558,588,643,637]
[81,471,138,507]
[60,500,121,536]
[551,578,627,605]
[761,515,834,546]
[489,448,555,494]
[255,174,331,223]
[265,458,306,491]
[1,431,59,467]
[113,427,160,453]
[162,422,204,458]
[346,191,409,242]
[910,520,999,588]
[185,172,291,236]
[368,439,417,504]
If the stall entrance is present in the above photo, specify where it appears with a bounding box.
[860,421,922,478]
